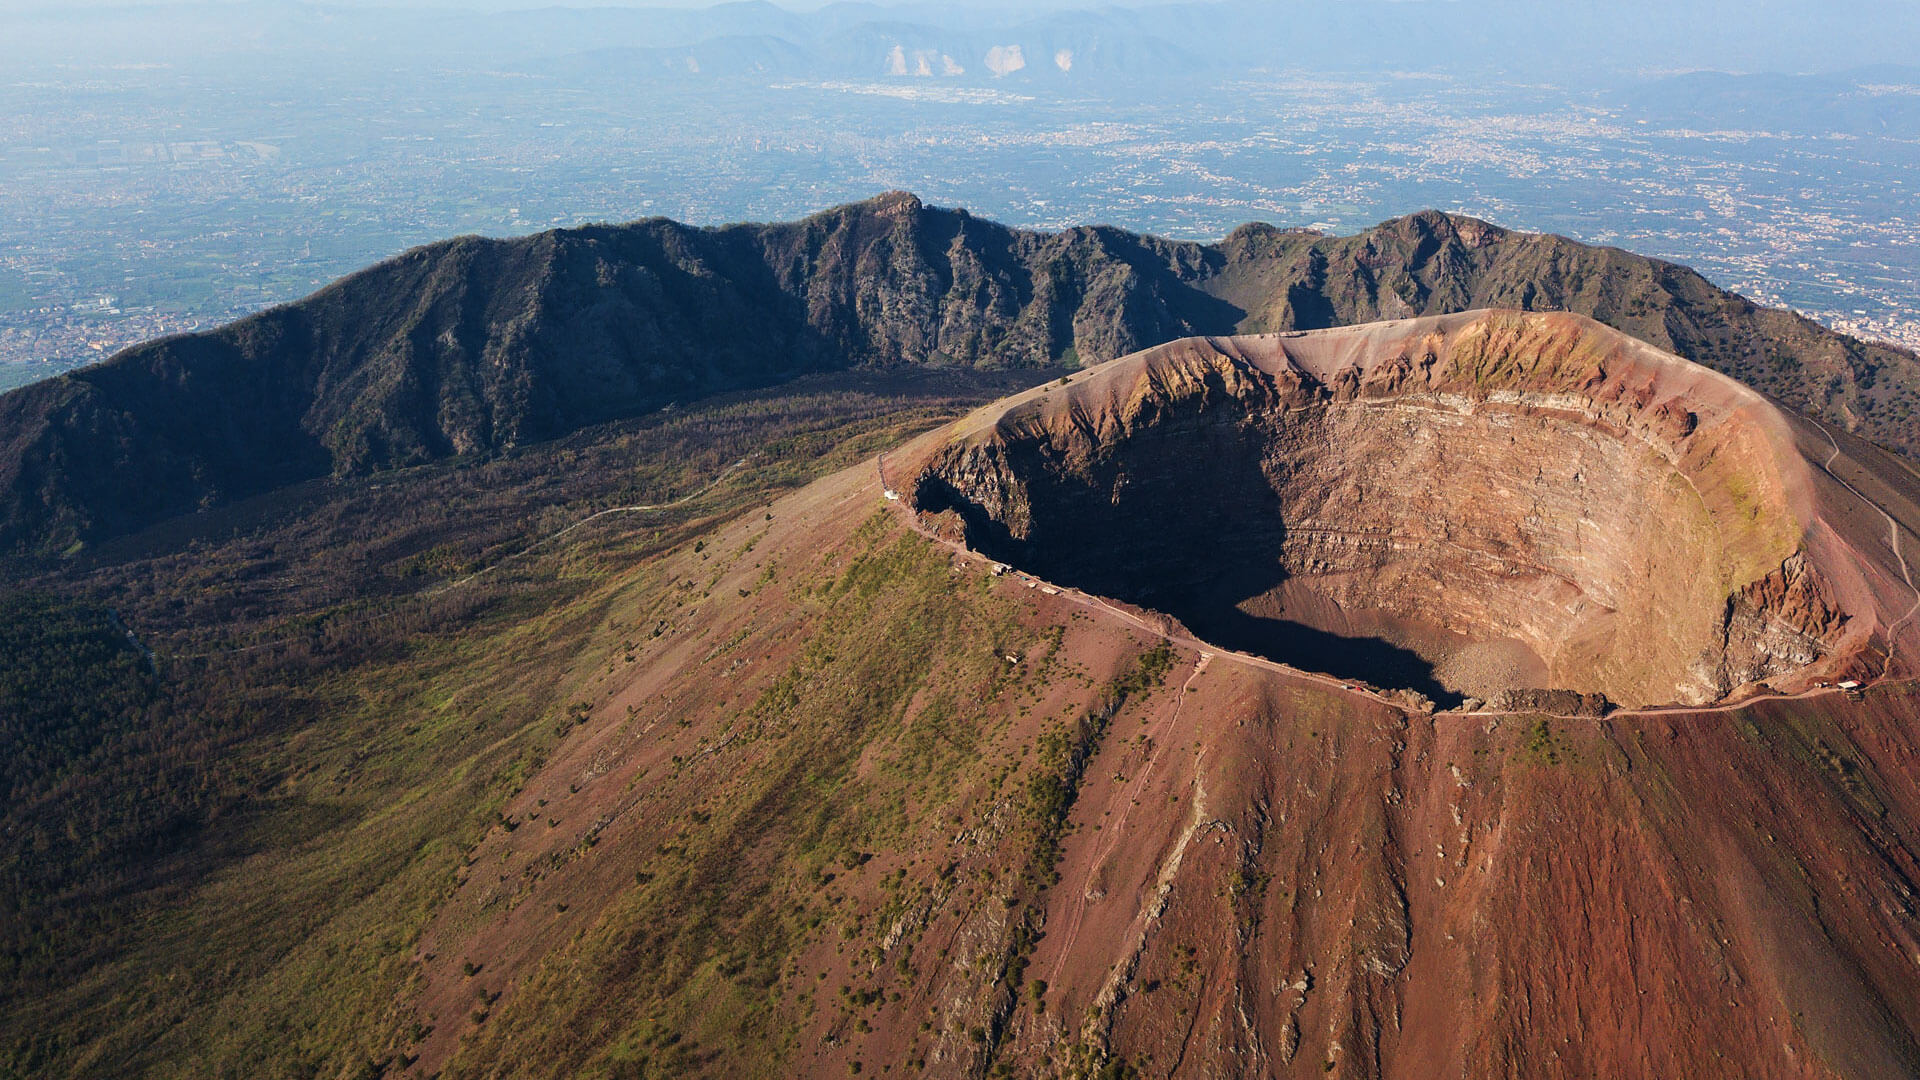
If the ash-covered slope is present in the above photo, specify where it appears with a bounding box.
[909,311,1920,708]
[1,195,1914,557]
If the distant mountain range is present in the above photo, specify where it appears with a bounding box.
[3,192,1915,556]
[508,2,1920,84]
[1623,69,1920,137]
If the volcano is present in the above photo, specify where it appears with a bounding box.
[395,311,1920,1079]
[10,222,1920,1080]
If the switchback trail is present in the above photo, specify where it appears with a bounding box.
[433,457,753,594]
[175,458,755,660]
[1811,419,1920,670]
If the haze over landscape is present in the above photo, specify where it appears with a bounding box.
[6,2,1920,1079]
[2,0,1918,391]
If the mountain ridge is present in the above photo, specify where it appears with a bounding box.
[3,191,1915,556]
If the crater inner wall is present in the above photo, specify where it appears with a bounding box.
[917,367,1839,707]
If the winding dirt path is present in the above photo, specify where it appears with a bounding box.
[176,458,755,660]
[434,456,753,593]
[1811,419,1920,668]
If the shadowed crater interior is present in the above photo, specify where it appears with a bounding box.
[915,413,1484,707]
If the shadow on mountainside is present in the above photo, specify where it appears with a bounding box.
[1178,605,1459,707]
[918,415,1459,704]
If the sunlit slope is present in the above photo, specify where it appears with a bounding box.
[3,327,1918,1079]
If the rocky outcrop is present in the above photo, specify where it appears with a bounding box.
[1717,553,1850,690]
[1489,688,1614,716]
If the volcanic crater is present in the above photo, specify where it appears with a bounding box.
[909,310,1912,708]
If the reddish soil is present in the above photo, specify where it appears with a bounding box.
[402,313,1920,1079]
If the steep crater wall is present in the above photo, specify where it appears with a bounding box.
[913,313,1851,707]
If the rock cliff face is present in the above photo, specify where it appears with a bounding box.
[3,194,1916,556]
[911,311,1907,707]
[0,193,1230,554]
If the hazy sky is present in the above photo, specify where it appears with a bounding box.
[0,0,1199,12]
[0,0,1164,9]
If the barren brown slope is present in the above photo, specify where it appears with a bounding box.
[381,314,1920,1079]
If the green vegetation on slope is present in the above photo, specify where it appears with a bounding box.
[0,383,999,1079]
[0,594,154,802]
[443,515,1026,1077]
[0,560,613,1078]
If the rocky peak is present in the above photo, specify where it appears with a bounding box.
[863,190,926,221]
